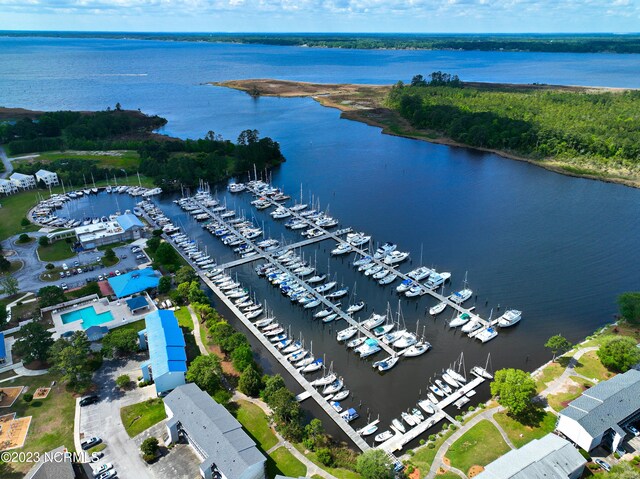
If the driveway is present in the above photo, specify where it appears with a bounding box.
[79,357,156,479]
[2,237,146,297]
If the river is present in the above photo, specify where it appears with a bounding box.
[3,36,640,444]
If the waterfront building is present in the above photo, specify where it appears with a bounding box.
[0,179,18,195]
[74,213,144,249]
[107,267,160,299]
[9,172,36,190]
[34,169,59,187]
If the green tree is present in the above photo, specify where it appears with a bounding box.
[103,248,116,261]
[157,276,172,294]
[155,242,178,265]
[188,281,208,304]
[49,331,93,388]
[608,462,639,478]
[140,436,158,461]
[20,218,30,227]
[490,368,537,419]
[209,321,234,347]
[185,355,223,396]
[356,449,394,479]
[146,237,161,253]
[316,448,333,466]
[238,365,262,397]
[618,292,640,325]
[1,275,19,297]
[175,266,197,285]
[597,336,640,373]
[116,374,131,388]
[18,233,30,243]
[13,322,54,364]
[270,387,303,441]
[222,332,248,354]
[45,262,55,270]
[38,285,67,308]
[261,374,286,404]
[38,235,49,247]
[101,329,140,358]
[304,418,325,450]
[176,282,191,302]
[231,344,254,372]
[23,393,33,403]
[545,334,572,361]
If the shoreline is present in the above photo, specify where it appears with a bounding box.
[212,79,640,190]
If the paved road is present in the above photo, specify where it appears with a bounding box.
[539,347,599,398]
[79,357,155,479]
[0,146,12,179]
[2,235,147,298]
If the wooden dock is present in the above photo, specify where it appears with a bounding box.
[379,375,485,452]
[245,187,493,335]
[200,274,372,452]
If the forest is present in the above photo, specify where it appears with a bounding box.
[386,74,640,169]
[6,32,640,54]
[1,109,285,189]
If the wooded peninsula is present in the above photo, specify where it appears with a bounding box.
[214,76,640,188]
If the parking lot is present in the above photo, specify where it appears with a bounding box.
[79,357,155,479]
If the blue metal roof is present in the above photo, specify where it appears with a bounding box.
[116,213,143,231]
[126,295,149,311]
[145,310,187,377]
[108,267,160,298]
[0,332,5,359]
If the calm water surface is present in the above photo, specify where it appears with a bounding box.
[4,37,640,443]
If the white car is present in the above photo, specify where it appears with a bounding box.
[98,275,104,281]
[62,263,68,271]
[61,283,68,290]
[93,463,113,476]
[115,270,121,276]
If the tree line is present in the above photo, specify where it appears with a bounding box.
[387,74,640,169]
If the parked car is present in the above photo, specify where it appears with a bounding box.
[96,256,101,263]
[626,424,639,437]
[108,271,115,277]
[77,268,83,274]
[594,458,611,472]
[60,283,68,291]
[135,254,145,259]
[95,470,116,479]
[90,452,104,463]
[74,261,80,267]
[62,263,68,271]
[66,271,71,277]
[131,246,140,253]
[59,271,66,278]
[121,255,127,259]
[81,437,101,450]
[98,275,104,281]
[79,395,99,406]
[93,463,113,476]
[115,270,121,276]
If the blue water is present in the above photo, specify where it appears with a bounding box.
[60,305,114,328]
[3,37,640,442]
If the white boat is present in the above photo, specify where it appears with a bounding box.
[449,312,472,328]
[393,332,417,349]
[383,251,409,265]
[346,232,371,246]
[364,264,383,276]
[404,284,427,298]
[315,281,337,293]
[323,379,343,396]
[340,408,359,423]
[245,309,263,319]
[401,411,416,427]
[407,266,432,281]
[346,301,365,314]
[353,255,372,267]
[497,309,522,327]
[378,273,397,285]
[418,400,435,415]
[442,373,460,388]
[311,372,337,387]
[307,274,327,284]
[372,268,389,280]
[391,418,406,433]
[429,384,445,397]
[346,336,366,349]
[302,359,324,373]
[303,298,321,309]
[375,430,393,443]
[429,302,447,316]
[471,366,493,379]
[331,243,352,255]
[447,368,467,384]
[362,313,385,330]
[358,421,379,437]
[254,317,274,328]
[435,379,452,395]
[321,313,338,323]
[356,338,381,358]
[373,323,394,337]
[329,401,342,413]
[326,288,348,299]
[401,341,431,357]
[374,242,396,259]
[374,355,398,372]
[455,397,470,409]
[427,393,439,404]
[425,272,451,290]
[396,279,415,293]
[337,326,358,342]
[450,288,473,304]
[331,389,350,401]
[461,319,483,334]
[476,327,498,343]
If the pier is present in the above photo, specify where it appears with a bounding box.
[379,374,486,453]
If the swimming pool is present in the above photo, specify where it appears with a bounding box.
[60,306,114,329]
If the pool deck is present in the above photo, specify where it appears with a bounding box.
[51,293,156,337]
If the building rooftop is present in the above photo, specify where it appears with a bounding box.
[164,383,266,479]
[560,369,640,438]
[35,169,57,177]
[107,267,160,298]
[116,213,144,231]
[475,434,586,479]
[10,172,33,181]
[145,310,186,377]
[85,325,109,342]
[125,295,149,311]
[24,446,75,479]
[0,332,5,359]
[0,179,12,185]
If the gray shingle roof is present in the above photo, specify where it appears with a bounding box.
[560,369,640,438]
[164,383,266,479]
[475,434,585,479]
[24,446,75,479]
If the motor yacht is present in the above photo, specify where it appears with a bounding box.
[497,309,522,327]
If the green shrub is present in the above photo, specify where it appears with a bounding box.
[116,374,131,388]
[419,439,425,445]
[427,443,435,449]
[428,434,436,441]
[316,448,334,466]
[23,393,33,403]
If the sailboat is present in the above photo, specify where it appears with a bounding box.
[449,271,473,304]
[373,354,399,372]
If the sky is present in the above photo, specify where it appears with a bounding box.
[0,0,639,33]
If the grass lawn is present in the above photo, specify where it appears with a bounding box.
[97,240,133,251]
[1,374,77,478]
[493,411,557,448]
[409,429,455,474]
[1,260,24,275]
[113,319,146,334]
[268,447,307,478]
[174,306,194,331]
[10,299,40,323]
[88,443,107,454]
[120,398,167,438]
[234,400,278,450]
[445,420,511,475]
[14,150,140,170]
[534,361,565,393]
[101,256,120,267]
[0,176,155,241]
[293,444,361,479]
[574,351,613,381]
[581,322,640,349]
[37,241,76,262]
[547,377,593,412]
